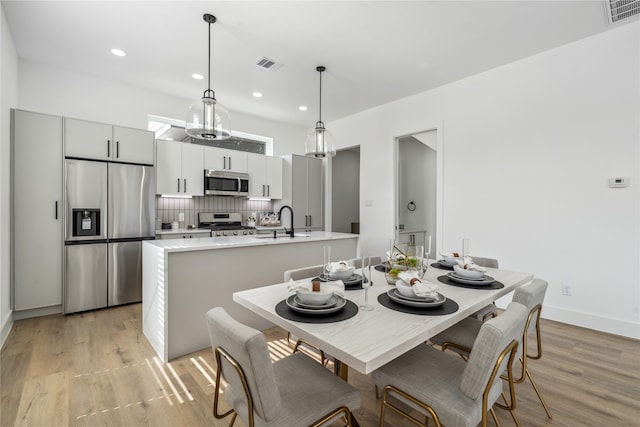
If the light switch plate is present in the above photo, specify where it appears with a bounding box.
[609,177,629,188]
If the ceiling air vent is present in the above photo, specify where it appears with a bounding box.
[256,57,283,71]
[605,0,640,23]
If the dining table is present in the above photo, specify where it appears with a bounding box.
[232,261,534,379]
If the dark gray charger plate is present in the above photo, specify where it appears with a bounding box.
[377,293,459,316]
[275,299,359,324]
[431,262,454,271]
[374,264,386,272]
[313,274,367,289]
[437,275,505,290]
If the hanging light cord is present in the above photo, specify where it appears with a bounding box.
[318,69,322,124]
[207,19,211,93]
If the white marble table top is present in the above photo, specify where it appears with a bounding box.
[233,263,533,374]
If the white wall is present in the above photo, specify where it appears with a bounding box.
[332,149,360,233]
[17,60,306,156]
[330,23,640,339]
[0,5,18,346]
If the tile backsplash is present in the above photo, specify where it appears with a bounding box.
[156,196,273,227]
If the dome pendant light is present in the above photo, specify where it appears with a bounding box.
[305,66,336,158]
[186,13,230,140]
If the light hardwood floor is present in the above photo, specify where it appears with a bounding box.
[1,303,638,426]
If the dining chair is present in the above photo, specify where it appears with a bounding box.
[350,256,382,268]
[205,307,361,427]
[431,278,552,420]
[469,256,500,321]
[282,264,331,365]
[372,302,528,427]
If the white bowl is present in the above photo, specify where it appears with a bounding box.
[453,265,485,279]
[440,257,459,266]
[395,280,417,298]
[296,287,334,305]
[328,266,355,280]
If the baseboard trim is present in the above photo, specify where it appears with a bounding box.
[0,310,14,351]
[541,304,639,340]
[13,304,62,321]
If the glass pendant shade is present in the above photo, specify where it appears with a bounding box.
[305,120,336,158]
[186,92,231,140]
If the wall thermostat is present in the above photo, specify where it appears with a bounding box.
[609,177,629,188]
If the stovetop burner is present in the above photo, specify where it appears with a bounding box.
[197,212,256,236]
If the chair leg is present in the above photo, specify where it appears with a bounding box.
[500,391,521,427]
[526,367,553,418]
[489,407,500,427]
[228,413,237,427]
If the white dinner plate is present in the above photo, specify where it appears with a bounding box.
[286,294,347,315]
[318,273,363,286]
[392,288,440,303]
[293,294,339,309]
[447,272,495,286]
[387,289,446,308]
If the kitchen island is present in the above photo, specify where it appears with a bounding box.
[142,232,358,362]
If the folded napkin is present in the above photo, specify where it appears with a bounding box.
[328,260,353,272]
[454,261,487,272]
[287,279,345,297]
[398,272,438,297]
[440,251,461,258]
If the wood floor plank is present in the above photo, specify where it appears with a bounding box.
[1,303,639,427]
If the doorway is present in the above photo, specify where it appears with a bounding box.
[331,147,360,234]
[395,128,442,257]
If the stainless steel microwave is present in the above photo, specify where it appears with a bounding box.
[204,170,249,196]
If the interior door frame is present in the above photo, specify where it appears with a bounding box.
[393,123,444,257]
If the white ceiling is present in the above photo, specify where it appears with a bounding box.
[2,1,634,127]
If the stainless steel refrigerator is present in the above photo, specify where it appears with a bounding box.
[64,159,154,313]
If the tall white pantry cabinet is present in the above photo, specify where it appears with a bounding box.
[277,154,323,232]
[12,110,63,312]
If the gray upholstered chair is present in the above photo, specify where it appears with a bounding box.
[431,278,552,420]
[283,264,324,282]
[372,302,528,427]
[468,256,500,321]
[206,307,360,427]
[349,256,382,268]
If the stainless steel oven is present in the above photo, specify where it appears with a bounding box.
[204,170,249,196]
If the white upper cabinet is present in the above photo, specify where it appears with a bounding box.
[247,153,282,199]
[64,118,154,165]
[204,146,248,173]
[156,140,204,196]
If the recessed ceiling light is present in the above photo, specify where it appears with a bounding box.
[192,73,204,80]
[299,106,308,111]
[252,92,263,98]
[111,48,126,57]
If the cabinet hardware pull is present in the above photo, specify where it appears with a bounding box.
[267,185,270,197]
[223,156,226,170]
[55,201,58,220]
[107,139,110,157]
[262,185,265,197]
[177,178,180,192]
[229,156,232,170]
[116,140,120,158]
[309,215,311,226]
[184,179,187,193]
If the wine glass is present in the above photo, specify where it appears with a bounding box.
[360,254,374,311]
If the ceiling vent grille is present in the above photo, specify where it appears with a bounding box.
[605,0,640,23]
[256,57,283,71]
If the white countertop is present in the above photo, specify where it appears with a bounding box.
[155,228,211,235]
[144,231,358,253]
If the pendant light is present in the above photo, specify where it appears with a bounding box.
[186,13,231,140]
[305,66,336,158]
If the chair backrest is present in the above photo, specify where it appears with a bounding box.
[460,302,528,400]
[512,278,548,358]
[349,256,382,269]
[205,307,282,421]
[283,264,324,281]
[471,256,499,268]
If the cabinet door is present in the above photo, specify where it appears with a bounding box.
[64,118,112,160]
[204,146,227,171]
[13,110,63,310]
[227,150,248,173]
[291,155,308,229]
[265,156,283,199]
[181,143,204,196]
[112,126,154,165]
[247,153,267,197]
[155,140,182,194]
[306,157,323,229]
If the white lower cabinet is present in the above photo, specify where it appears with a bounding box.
[12,109,63,311]
[278,154,323,232]
[247,153,283,199]
[156,140,204,196]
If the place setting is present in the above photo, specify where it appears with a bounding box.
[276,278,359,323]
[377,245,459,315]
[313,260,367,289]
